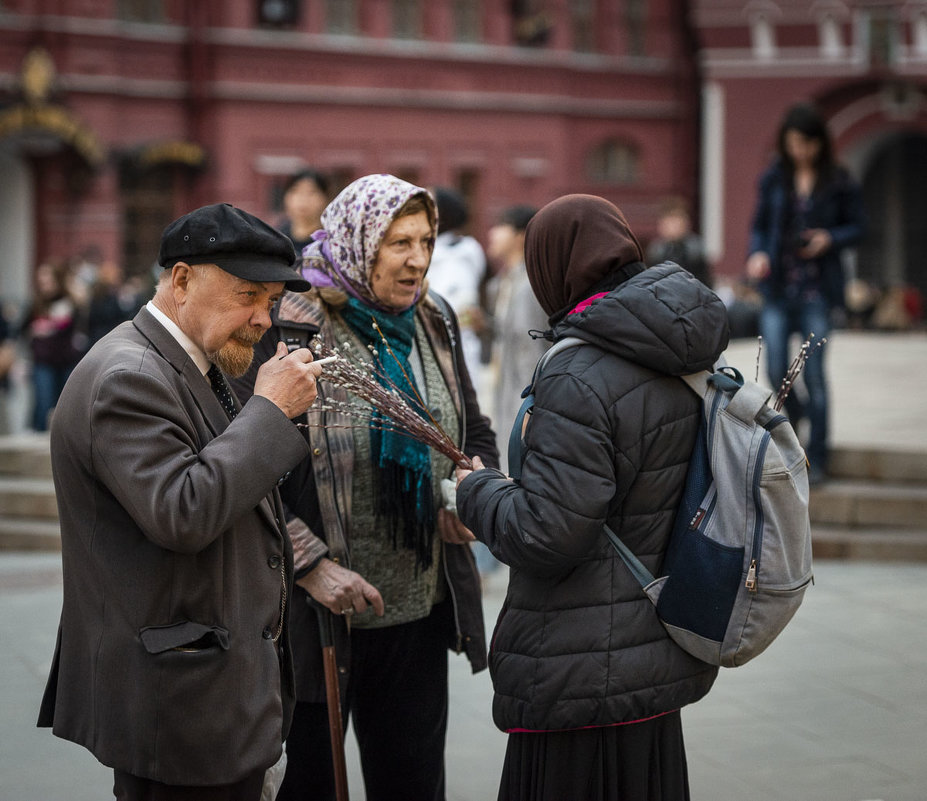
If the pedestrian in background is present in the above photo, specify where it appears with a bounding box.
[279,168,330,255]
[470,204,545,581]
[23,260,86,431]
[746,102,865,484]
[231,174,497,801]
[86,259,146,345]
[455,194,727,801]
[646,197,712,286]
[0,302,18,435]
[484,204,545,472]
[428,186,488,392]
[38,203,323,800]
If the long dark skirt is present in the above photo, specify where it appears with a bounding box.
[497,711,690,801]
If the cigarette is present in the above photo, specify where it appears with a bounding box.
[313,356,337,366]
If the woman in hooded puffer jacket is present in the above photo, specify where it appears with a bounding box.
[456,194,731,801]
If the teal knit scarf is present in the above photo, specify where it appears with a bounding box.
[340,298,435,569]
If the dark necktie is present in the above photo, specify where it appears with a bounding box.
[207,364,238,420]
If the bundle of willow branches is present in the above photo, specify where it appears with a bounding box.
[756,334,827,412]
[303,330,472,470]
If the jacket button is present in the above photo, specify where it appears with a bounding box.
[262,627,273,639]
[268,555,282,569]
[313,448,322,456]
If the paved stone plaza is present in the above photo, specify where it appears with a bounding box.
[3,330,927,800]
[3,555,927,801]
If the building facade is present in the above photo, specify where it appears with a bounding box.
[694,0,927,301]
[0,0,699,308]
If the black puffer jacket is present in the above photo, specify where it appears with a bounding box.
[457,263,728,733]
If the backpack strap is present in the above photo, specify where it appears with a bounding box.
[680,370,712,398]
[616,363,735,587]
[508,342,694,592]
[682,365,778,426]
[604,524,655,588]
[507,336,585,481]
[680,356,736,399]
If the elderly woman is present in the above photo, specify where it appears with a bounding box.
[233,174,497,801]
[455,194,729,801]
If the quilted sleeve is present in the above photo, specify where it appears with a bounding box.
[457,358,623,576]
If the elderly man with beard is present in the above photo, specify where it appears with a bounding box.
[38,203,326,801]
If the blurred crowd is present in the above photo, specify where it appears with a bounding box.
[0,249,150,434]
[4,164,922,446]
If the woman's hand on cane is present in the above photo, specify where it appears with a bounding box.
[297,558,385,618]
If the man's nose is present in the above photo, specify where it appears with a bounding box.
[251,305,273,329]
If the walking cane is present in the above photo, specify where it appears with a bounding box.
[315,602,350,801]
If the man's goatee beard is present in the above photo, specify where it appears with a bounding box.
[210,340,257,378]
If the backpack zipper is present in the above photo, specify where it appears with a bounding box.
[689,484,717,530]
[746,430,772,591]
[706,386,723,444]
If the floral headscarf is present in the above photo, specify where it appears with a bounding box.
[301,174,439,568]
[301,173,436,312]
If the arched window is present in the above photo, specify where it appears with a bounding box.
[394,0,424,39]
[751,13,776,59]
[325,0,357,34]
[257,0,300,28]
[626,0,647,57]
[452,0,482,43]
[586,139,639,185]
[571,0,596,53]
[116,0,163,22]
[915,11,927,57]
[819,13,844,59]
[867,7,898,67]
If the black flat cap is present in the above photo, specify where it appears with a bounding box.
[158,203,310,291]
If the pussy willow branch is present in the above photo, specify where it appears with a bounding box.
[305,335,472,469]
[370,319,447,436]
[769,334,827,412]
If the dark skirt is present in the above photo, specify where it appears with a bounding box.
[497,711,690,801]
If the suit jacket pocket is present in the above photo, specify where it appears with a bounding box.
[139,621,230,654]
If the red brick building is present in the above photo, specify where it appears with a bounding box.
[693,0,927,300]
[0,0,699,308]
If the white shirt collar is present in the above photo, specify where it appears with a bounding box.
[146,301,211,377]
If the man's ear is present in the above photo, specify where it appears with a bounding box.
[170,262,192,302]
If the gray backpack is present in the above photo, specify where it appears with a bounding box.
[510,337,814,668]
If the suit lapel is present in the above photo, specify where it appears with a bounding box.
[133,308,283,535]
[134,308,230,437]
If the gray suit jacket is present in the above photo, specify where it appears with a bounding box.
[37,307,310,785]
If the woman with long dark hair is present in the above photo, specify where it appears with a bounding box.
[746,102,865,484]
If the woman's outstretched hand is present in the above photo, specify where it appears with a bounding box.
[455,454,485,489]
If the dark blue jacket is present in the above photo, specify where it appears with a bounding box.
[748,159,865,308]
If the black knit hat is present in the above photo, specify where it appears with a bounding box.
[158,203,310,291]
